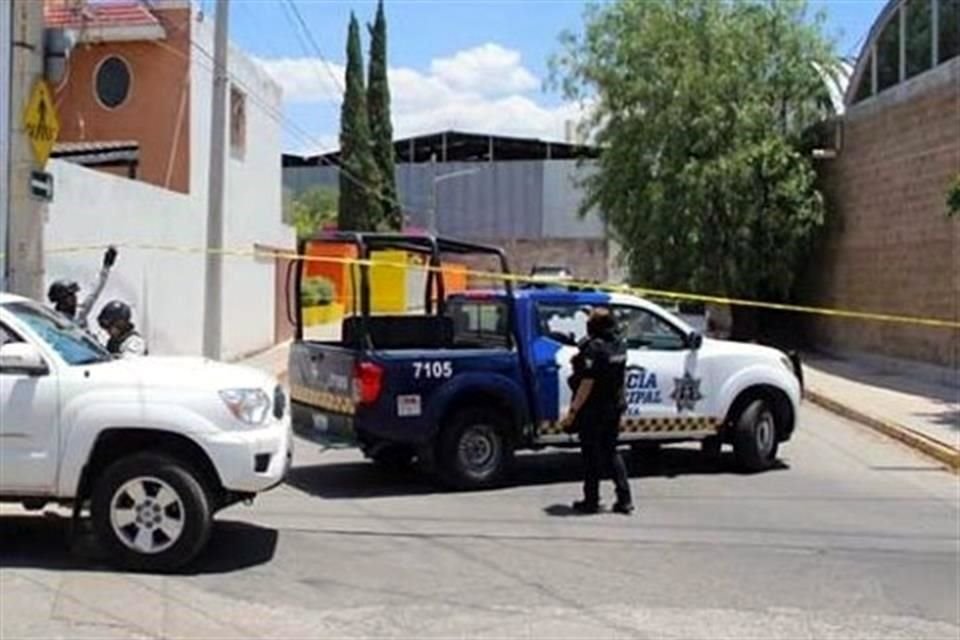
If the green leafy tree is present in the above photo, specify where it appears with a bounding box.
[338,13,381,231]
[367,0,401,230]
[292,186,338,238]
[552,0,838,336]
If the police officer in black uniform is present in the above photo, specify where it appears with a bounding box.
[559,307,633,514]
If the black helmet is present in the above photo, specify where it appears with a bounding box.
[98,300,132,330]
[47,280,79,304]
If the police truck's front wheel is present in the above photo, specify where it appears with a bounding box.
[438,408,513,490]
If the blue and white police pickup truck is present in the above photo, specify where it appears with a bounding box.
[289,234,802,489]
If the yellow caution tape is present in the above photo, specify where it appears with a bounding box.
[6,242,960,330]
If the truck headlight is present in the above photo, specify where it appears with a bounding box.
[220,389,271,425]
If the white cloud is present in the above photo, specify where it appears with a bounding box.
[256,42,587,152]
[429,43,539,95]
[394,95,586,142]
[255,57,343,103]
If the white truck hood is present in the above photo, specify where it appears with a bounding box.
[84,356,276,393]
[700,337,787,362]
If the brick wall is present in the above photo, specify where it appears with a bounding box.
[805,59,960,368]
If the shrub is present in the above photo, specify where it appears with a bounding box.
[301,277,335,307]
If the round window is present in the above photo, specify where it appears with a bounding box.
[95,56,132,109]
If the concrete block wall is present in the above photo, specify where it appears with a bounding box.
[806,59,959,368]
[460,238,610,285]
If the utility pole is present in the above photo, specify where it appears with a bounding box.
[5,0,45,297]
[0,0,11,290]
[203,0,229,359]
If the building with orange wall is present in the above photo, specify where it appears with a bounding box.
[46,0,193,193]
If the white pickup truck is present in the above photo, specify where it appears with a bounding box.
[0,293,292,571]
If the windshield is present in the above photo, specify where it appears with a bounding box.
[4,301,112,365]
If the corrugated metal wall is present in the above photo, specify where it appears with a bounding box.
[282,159,604,240]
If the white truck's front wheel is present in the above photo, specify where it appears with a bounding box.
[91,453,213,572]
[733,399,780,472]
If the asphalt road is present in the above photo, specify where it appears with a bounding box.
[2,404,958,639]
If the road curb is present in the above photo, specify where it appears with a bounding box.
[806,388,960,472]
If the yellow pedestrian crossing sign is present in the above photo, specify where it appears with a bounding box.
[23,80,60,169]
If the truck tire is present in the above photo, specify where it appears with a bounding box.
[438,408,514,490]
[91,453,213,572]
[732,399,780,472]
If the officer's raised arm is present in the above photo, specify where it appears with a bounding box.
[76,246,118,327]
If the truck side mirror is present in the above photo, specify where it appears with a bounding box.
[0,343,50,376]
[687,331,703,351]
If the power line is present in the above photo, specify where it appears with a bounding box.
[151,33,434,218]
[281,0,344,95]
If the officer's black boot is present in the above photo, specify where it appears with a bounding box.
[612,499,634,515]
[572,499,600,514]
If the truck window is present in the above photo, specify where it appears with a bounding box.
[538,303,686,350]
[613,306,686,351]
[538,303,591,344]
[448,299,511,349]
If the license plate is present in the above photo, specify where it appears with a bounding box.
[313,414,329,433]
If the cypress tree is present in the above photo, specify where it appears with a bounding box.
[337,13,381,230]
[367,0,401,229]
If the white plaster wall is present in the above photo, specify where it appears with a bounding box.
[45,160,205,355]
[192,13,293,360]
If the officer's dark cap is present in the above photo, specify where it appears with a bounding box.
[587,307,617,337]
[47,280,79,303]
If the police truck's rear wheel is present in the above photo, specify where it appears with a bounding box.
[733,399,780,472]
[91,453,212,572]
[438,408,513,490]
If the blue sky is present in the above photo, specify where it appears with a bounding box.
[224,0,888,153]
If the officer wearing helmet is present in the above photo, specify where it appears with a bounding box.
[97,300,147,357]
[47,246,118,330]
[558,307,634,515]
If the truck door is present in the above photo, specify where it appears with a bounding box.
[532,301,711,438]
[613,305,710,429]
[531,302,592,424]
[0,323,60,494]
